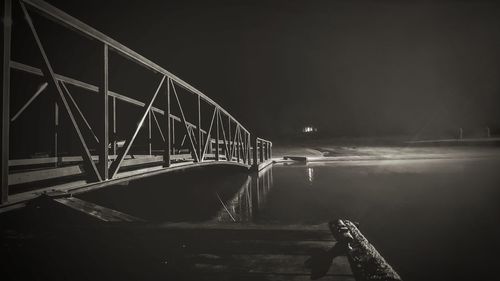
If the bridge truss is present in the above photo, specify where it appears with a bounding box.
[1,0,273,206]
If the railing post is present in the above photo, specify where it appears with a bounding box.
[207,134,212,154]
[98,43,109,180]
[253,137,258,168]
[147,110,152,155]
[54,102,58,167]
[240,132,245,163]
[265,142,268,160]
[259,139,264,163]
[215,109,220,161]
[171,117,175,155]
[267,142,270,160]
[228,117,231,159]
[112,96,117,155]
[236,131,241,163]
[164,78,171,167]
[269,142,272,159]
[197,95,202,162]
[2,0,11,204]
[247,134,251,165]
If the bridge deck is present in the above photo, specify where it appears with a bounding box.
[1,155,276,211]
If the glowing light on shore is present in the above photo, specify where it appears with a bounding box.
[302,126,318,133]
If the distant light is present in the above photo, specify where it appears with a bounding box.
[302,126,318,133]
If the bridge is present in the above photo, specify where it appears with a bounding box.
[1,0,273,208]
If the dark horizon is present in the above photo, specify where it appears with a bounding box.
[8,0,500,140]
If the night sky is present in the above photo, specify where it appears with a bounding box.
[9,0,500,139]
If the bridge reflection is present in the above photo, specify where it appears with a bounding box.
[214,166,274,223]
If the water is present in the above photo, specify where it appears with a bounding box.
[75,153,500,281]
[219,158,500,281]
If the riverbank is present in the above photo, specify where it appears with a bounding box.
[272,141,500,162]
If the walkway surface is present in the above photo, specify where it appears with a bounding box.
[0,196,354,281]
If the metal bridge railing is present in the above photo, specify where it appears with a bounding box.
[1,0,272,204]
[253,137,273,165]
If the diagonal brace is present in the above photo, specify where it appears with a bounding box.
[108,75,166,178]
[20,2,101,181]
[171,79,199,162]
[200,107,217,162]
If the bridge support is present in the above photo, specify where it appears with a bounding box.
[98,44,109,180]
[112,96,117,155]
[215,109,220,161]
[259,136,264,163]
[197,96,202,162]
[54,102,59,167]
[2,0,12,203]
[253,137,258,168]
[164,78,171,167]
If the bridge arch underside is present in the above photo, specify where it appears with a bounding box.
[7,159,252,208]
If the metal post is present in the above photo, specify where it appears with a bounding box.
[148,110,152,155]
[240,135,244,163]
[266,142,269,160]
[247,134,251,165]
[265,142,268,160]
[215,109,220,161]
[98,44,109,180]
[236,131,240,163]
[269,142,272,159]
[171,117,175,155]
[207,135,211,154]
[253,137,258,167]
[259,139,264,163]
[228,117,231,158]
[197,96,202,162]
[264,142,268,160]
[2,0,12,203]
[112,96,116,155]
[54,102,59,167]
[266,142,270,160]
[164,78,171,167]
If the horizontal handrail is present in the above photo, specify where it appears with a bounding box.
[10,60,207,133]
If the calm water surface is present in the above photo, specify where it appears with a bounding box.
[79,156,500,281]
[235,158,500,281]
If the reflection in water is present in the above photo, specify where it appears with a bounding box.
[214,166,274,222]
[308,167,314,183]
